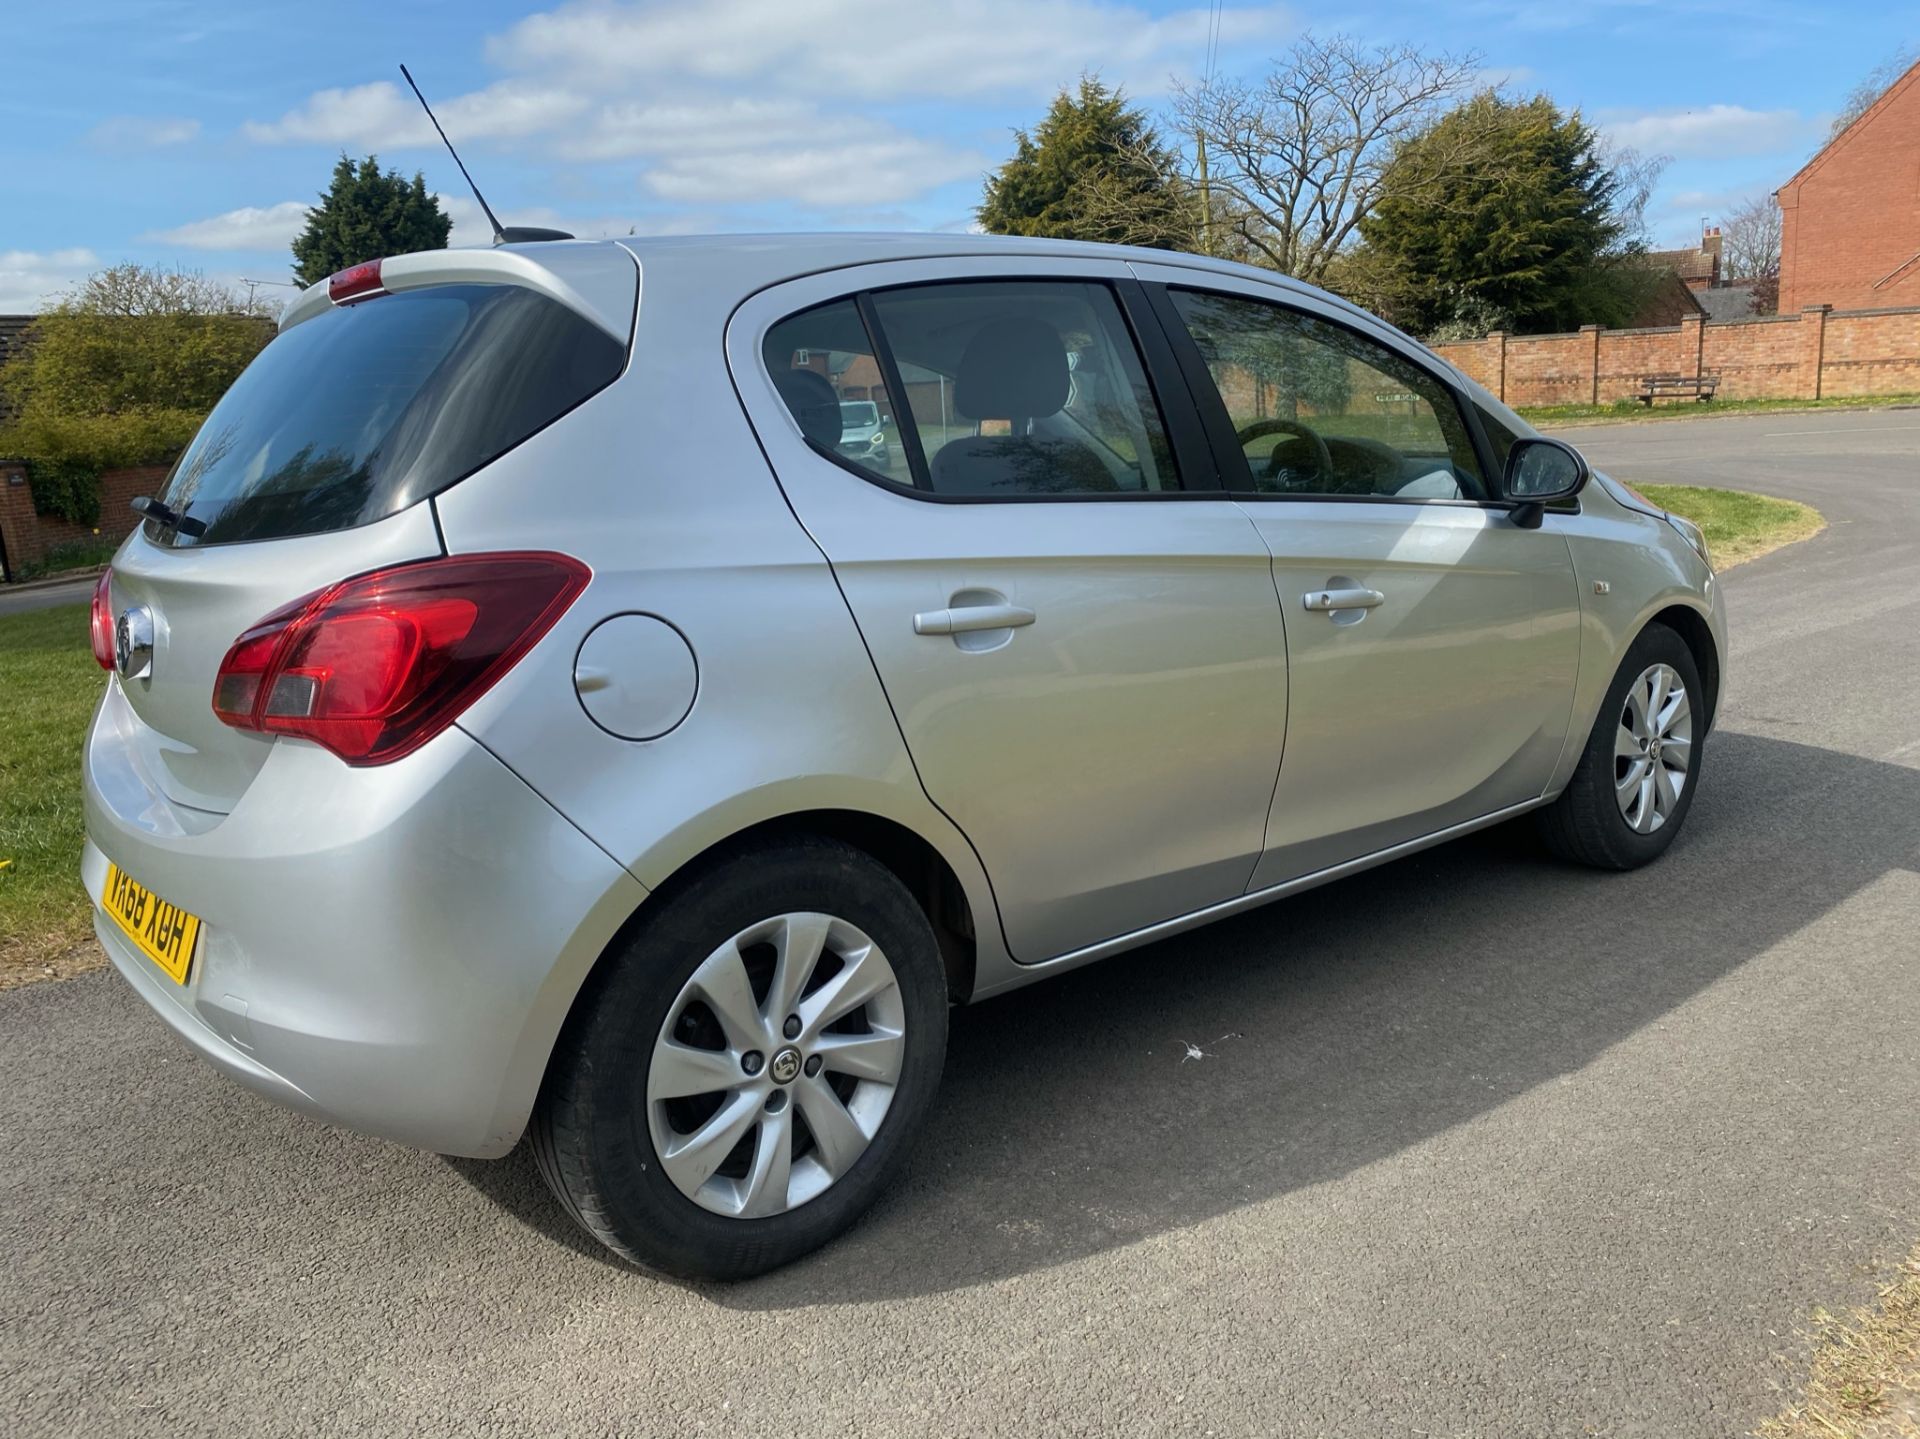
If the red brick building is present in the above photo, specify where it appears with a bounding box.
[1776,58,1920,313]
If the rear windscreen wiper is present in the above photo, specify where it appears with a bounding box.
[131,495,208,538]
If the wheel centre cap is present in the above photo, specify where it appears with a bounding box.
[770,1047,802,1084]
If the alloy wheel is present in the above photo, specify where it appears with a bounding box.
[1614,662,1693,834]
[646,912,906,1218]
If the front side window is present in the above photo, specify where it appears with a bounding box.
[764,280,1181,498]
[1168,289,1485,501]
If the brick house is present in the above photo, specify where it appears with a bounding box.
[1645,230,1723,292]
[1776,57,1920,313]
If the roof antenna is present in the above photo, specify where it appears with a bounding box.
[398,63,572,245]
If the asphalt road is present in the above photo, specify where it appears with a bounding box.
[0,575,97,616]
[4,409,1918,1437]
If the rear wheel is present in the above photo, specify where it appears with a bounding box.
[1537,622,1704,869]
[531,836,948,1280]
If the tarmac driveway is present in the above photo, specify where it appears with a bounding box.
[3,409,1917,1437]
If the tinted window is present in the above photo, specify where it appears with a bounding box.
[148,284,625,547]
[762,300,914,488]
[1169,289,1484,501]
[870,281,1179,496]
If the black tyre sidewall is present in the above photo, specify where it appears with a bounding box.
[538,837,948,1280]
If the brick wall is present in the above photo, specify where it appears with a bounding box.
[1777,61,1920,313]
[0,463,168,580]
[1431,304,1920,409]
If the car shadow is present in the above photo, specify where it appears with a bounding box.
[453,729,1920,1306]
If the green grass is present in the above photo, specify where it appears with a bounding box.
[1635,483,1825,569]
[0,603,107,986]
[1518,393,1920,426]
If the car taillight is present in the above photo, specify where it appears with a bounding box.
[90,571,115,670]
[211,552,590,766]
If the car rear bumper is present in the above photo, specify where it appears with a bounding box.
[82,679,647,1157]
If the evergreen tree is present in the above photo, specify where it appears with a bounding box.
[979,79,1190,248]
[1359,93,1644,334]
[290,155,452,286]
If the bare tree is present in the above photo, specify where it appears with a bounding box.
[61,263,273,319]
[1173,34,1485,284]
[1830,46,1917,137]
[1719,194,1782,281]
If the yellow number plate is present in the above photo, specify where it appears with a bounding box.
[101,863,202,985]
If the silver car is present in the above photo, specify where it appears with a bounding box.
[82,235,1725,1280]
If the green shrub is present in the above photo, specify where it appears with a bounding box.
[23,457,101,526]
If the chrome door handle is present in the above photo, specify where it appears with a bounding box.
[1302,587,1385,612]
[913,603,1036,636]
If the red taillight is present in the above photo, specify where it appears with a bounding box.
[90,571,115,670]
[327,259,385,305]
[211,553,590,766]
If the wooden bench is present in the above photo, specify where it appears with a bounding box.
[1637,373,1719,405]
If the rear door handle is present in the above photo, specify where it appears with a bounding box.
[1302,587,1385,612]
[913,603,1036,636]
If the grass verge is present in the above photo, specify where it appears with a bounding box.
[1636,483,1825,570]
[1521,393,1920,427]
[1762,1248,1920,1438]
[0,603,107,989]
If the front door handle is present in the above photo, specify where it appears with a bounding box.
[1302,587,1385,612]
[914,603,1037,636]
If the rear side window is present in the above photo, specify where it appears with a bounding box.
[149,284,625,547]
[762,299,917,489]
[764,279,1180,498]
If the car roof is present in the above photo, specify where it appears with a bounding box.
[281,231,1435,376]
[599,230,1351,310]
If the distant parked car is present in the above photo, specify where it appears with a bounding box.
[83,234,1725,1281]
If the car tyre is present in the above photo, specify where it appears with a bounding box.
[1537,622,1705,870]
[531,835,948,1281]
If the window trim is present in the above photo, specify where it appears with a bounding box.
[1145,280,1526,513]
[764,275,1227,506]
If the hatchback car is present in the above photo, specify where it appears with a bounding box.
[82,234,1724,1280]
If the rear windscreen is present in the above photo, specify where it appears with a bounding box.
[146,283,626,547]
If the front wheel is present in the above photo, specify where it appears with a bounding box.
[531,836,949,1280]
[1536,622,1705,869]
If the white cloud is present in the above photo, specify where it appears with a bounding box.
[493,0,1292,100]
[642,136,987,207]
[0,249,100,313]
[1601,104,1810,159]
[87,115,201,149]
[146,201,311,252]
[237,0,1283,223]
[242,79,586,147]
[558,97,860,163]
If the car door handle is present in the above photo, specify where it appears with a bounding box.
[1302,587,1385,612]
[913,603,1036,636]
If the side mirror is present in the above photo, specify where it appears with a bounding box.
[1501,437,1589,528]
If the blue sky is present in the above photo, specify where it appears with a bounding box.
[0,0,1907,310]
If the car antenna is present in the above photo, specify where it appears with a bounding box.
[398,63,572,245]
